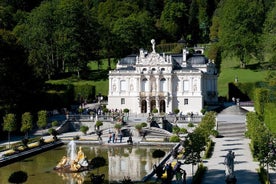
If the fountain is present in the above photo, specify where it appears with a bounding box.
[54,140,90,172]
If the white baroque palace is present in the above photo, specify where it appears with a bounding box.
[108,39,218,114]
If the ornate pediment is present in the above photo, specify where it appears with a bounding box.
[139,52,167,65]
[137,39,171,66]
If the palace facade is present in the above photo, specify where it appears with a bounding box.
[107,40,218,115]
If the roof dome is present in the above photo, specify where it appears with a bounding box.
[187,55,208,65]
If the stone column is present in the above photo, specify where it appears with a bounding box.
[156,76,160,93]
[147,96,150,113]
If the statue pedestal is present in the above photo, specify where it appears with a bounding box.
[225,175,237,184]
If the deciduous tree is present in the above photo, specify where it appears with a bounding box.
[218,0,265,68]
[21,112,33,138]
[3,113,17,148]
[37,110,47,134]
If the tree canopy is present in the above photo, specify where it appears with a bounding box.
[217,0,265,68]
[0,0,276,121]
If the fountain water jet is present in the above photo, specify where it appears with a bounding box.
[54,140,90,172]
[67,140,77,164]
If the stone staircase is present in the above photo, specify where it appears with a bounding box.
[217,121,246,137]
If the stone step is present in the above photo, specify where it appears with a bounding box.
[218,126,246,132]
[217,122,246,137]
[219,132,245,137]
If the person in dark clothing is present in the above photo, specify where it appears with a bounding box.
[174,161,185,184]
[165,163,173,184]
[182,169,187,184]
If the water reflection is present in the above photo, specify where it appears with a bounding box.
[57,171,88,184]
[0,145,173,184]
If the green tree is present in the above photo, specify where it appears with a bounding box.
[14,0,57,79]
[0,30,35,113]
[183,131,205,176]
[95,0,139,69]
[37,110,47,134]
[21,112,33,138]
[55,0,99,78]
[188,0,200,45]
[159,1,187,40]
[3,113,17,148]
[262,1,276,64]
[14,0,99,79]
[218,0,265,68]
[111,11,155,57]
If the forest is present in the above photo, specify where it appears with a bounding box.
[0,0,276,116]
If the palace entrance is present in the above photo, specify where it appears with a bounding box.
[159,100,166,113]
[141,100,147,113]
[150,100,156,112]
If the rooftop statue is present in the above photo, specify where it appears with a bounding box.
[151,39,156,53]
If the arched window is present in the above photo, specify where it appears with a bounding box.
[141,78,148,92]
[160,78,166,92]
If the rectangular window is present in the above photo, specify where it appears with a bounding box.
[183,80,189,91]
[184,99,188,105]
[120,80,127,91]
[121,98,125,104]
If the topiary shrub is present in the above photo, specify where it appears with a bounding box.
[135,124,143,132]
[188,122,194,127]
[80,126,89,135]
[173,108,180,114]
[141,122,147,127]
[169,135,181,142]
[95,121,103,130]
[51,121,58,127]
[180,128,188,134]
[173,125,180,135]
[152,108,158,113]
[48,128,58,141]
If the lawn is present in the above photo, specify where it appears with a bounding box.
[217,56,268,97]
[218,68,268,97]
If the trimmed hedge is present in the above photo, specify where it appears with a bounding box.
[42,83,96,108]
[192,163,206,184]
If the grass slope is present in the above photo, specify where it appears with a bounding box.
[217,57,268,97]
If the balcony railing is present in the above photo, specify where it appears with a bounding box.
[139,92,166,97]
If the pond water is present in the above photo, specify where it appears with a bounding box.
[0,144,173,184]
